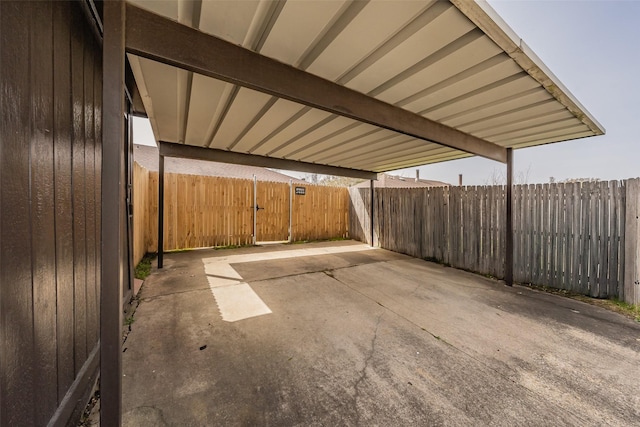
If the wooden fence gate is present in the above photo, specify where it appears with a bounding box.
[134,164,350,261]
[254,179,290,243]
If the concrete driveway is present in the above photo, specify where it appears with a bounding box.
[122,241,640,426]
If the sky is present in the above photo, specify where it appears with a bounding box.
[398,0,640,185]
[134,0,640,186]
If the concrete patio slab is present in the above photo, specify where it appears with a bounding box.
[122,241,640,426]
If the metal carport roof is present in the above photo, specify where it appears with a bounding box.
[126,0,603,177]
[98,1,606,423]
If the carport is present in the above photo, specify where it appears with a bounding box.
[99,0,604,423]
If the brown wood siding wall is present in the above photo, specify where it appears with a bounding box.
[0,2,102,425]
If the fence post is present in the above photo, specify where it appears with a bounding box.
[253,175,257,245]
[623,178,640,305]
[370,179,375,247]
[289,179,293,243]
[158,154,164,268]
[505,148,514,286]
[101,0,125,423]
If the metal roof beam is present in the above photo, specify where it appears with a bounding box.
[125,3,508,164]
[159,142,378,180]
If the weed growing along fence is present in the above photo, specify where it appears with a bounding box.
[350,179,639,303]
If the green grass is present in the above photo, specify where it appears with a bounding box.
[580,297,640,322]
[291,236,349,244]
[165,248,193,254]
[526,283,640,322]
[214,244,246,250]
[134,253,156,280]
[168,244,250,253]
[135,245,252,281]
[609,299,640,322]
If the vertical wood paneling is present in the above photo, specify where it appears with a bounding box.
[559,184,566,287]
[540,184,549,286]
[84,30,98,354]
[481,187,489,274]
[133,162,150,265]
[550,184,558,288]
[93,48,102,333]
[570,183,581,291]
[609,181,620,295]
[617,184,633,299]
[600,181,610,296]
[0,2,36,424]
[349,188,371,244]
[257,182,289,242]
[292,184,349,242]
[0,3,107,423]
[523,184,529,281]
[52,0,75,404]
[71,4,88,374]
[347,180,629,300]
[588,182,598,296]
[579,183,590,294]
[0,2,3,418]
[142,176,632,302]
[533,184,542,285]
[623,179,638,304]
[565,183,572,288]
[488,186,496,276]
[139,173,346,251]
[515,185,524,281]
[30,2,58,423]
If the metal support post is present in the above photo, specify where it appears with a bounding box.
[289,179,293,243]
[253,175,257,245]
[101,0,125,424]
[370,179,375,247]
[158,154,164,268]
[505,148,514,286]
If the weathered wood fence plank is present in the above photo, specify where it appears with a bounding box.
[349,179,633,302]
[623,179,640,304]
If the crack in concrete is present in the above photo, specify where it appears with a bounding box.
[352,313,383,425]
[132,405,169,426]
[239,259,389,284]
[140,286,212,302]
[410,281,422,297]
[322,269,599,422]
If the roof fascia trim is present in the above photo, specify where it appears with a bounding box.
[451,0,604,136]
[125,3,507,164]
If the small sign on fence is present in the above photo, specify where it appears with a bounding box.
[295,186,306,196]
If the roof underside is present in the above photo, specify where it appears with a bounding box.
[128,0,603,174]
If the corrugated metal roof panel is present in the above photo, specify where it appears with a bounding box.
[127,0,604,174]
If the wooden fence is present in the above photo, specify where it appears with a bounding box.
[350,180,638,302]
[133,163,349,264]
[292,184,350,242]
[133,162,150,266]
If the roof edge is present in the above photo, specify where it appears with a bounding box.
[450,0,605,137]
